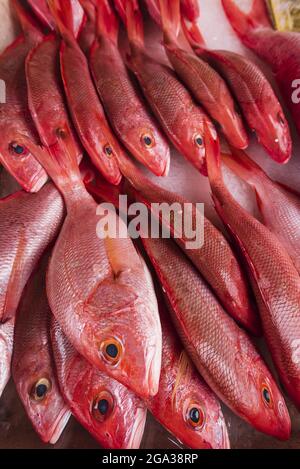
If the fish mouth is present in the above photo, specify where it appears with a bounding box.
[126,406,147,449]
[49,406,72,445]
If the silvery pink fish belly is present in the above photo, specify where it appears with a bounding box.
[204,127,300,410]
[12,256,70,444]
[0,317,14,398]
[0,1,48,192]
[222,0,300,138]
[89,0,170,177]
[48,0,122,185]
[159,0,248,150]
[124,0,215,176]
[51,318,147,449]
[146,297,230,449]
[0,183,64,323]
[223,149,300,274]
[142,234,291,440]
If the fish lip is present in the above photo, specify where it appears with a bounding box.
[126,406,147,449]
[48,405,72,445]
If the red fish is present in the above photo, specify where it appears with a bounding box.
[19,131,162,398]
[146,295,230,449]
[0,318,14,398]
[78,0,97,54]
[205,123,300,410]
[0,0,48,192]
[222,0,300,138]
[158,0,248,150]
[144,0,199,24]
[89,0,170,176]
[47,0,122,185]
[27,0,56,30]
[122,0,217,176]
[141,233,291,439]
[182,15,291,163]
[0,183,64,324]
[51,318,147,449]
[223,148,300,274]
[12,255,71,444]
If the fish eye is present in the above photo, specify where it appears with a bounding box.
[92,390,114,422]
[104,144,113,156]
[194,134,204,148]
[100,338,123,365]
[56,127,67,139]
[9,142,28,156]
[30,378,51,402]
[141,133,155,149]
[261,384,273,408]
[186,404,205,429]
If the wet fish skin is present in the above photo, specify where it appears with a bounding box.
[223,149,300,274]
[205,124,300,410]
[0,0,48,192]
[222,0,300,138]
[146,297,230,449]
[89,0,170,177]
[141,234,291,440]
[78,0,97,54]
[51,318,147,449]
[12,256,70,444]
[159,0,249,150]
[0,183,64,324]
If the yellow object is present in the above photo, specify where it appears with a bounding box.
[267,0,300,32]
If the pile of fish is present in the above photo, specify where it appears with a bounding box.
[1,0,300,449]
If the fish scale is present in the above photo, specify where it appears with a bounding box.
[141,234,291,439]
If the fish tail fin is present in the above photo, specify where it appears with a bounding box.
[203,123,222,184]
[48,0,84,40]
[125,0,145,49]
[16,132,83,196]
[159,0,181,39]
[95,0,119,44]
[222,0,270,39]
[180,0,200,22]
[222,148,266,186]
[182,19,206,49]
[144,0,162,26]
[11,0,43,41]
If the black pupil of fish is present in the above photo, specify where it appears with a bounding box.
[36,383,47,398]
[106,343,118,358]
[189,407,200,423]
[143,136,152,146]
[11,143,24,155]
[263,388,271,403]
[105,146,113,156]
[97,399,109,415]
[195,137,203,147]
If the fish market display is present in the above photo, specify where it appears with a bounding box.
[90,0,170,176]
[12,255,71,444]
[51,318,147,449]
[1,0,300,451]
[222,0,300,137]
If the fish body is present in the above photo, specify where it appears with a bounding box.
[12,256,70,444]
[48,0,122,185]
[51,319,147,449]
[0,1,48,192]
[124,0,216,175]
[222,0,300,137]
[223,149,300,278]
[0,183,64,323]
[26,35,82,163]
[146,298,230,449]
[159,0,248,150]
[142,234,290,439]
[89,0,170,177]
[205,126,300,410]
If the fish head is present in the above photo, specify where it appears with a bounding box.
[70,361,147,449]
[0,128,48,192]
[258,85,292,163]
[14,355,70,443]
[237,352,291,440]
